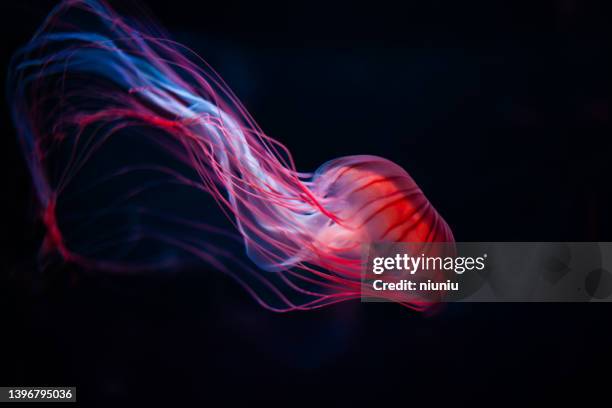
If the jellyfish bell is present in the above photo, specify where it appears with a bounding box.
[311,155,454,252]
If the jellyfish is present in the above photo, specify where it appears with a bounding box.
[8,0,453,311]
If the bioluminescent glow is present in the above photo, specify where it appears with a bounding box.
[8,0,453,311]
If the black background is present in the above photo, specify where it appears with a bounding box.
[2,0,612,405]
